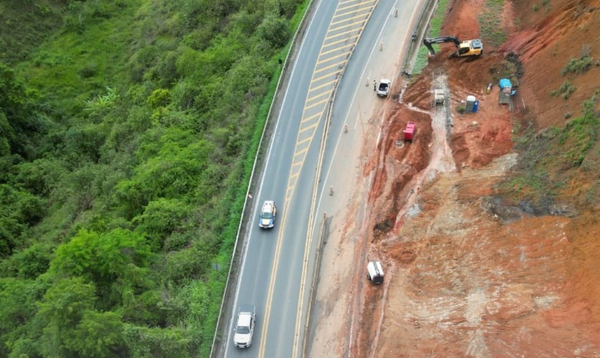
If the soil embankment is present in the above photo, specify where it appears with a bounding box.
[353,0,600,356]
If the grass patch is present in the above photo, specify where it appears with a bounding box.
[479,0,506,48]
[500,92,600,206]
[413,0,450,74]
[551,80,577,99]
[561,55,593,75]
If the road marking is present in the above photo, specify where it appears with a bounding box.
[313,59,349,74]
[301,112,323,124]
[297,136,312,146]
[257,0,379,357]
[222,1,329,356]
[292,1,380,357]
[337,1,373,12]
[294,147,309,158]
[305,97,330,110]
[298,121,320,135]
[330,12,375,27]
[315,51,351,66]
[320,34,360,51]
[324,27,364,42]
[306,88,333,102]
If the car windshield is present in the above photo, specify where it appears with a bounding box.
[236,326,250,334]
[260,211,273,219]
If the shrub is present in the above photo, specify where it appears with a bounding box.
[561,55,593,75]
[257,13,290,49]
[550,80,576,99]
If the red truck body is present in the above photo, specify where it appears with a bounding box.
[403,121,416,141]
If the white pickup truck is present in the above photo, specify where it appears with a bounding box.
[377,79,391,97]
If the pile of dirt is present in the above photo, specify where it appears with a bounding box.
[352,0,600,356]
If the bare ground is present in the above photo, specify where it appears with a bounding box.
[311,0,600,357]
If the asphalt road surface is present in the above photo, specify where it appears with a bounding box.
[221,0,424,357]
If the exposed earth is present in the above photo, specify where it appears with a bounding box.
[309,0,600,357]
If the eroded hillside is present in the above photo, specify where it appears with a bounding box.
[355,0,600,356]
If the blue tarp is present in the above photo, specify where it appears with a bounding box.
[499,78,512,90]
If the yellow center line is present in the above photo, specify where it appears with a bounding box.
[257,197,291,358]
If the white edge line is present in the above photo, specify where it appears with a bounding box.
[222,0,325,356]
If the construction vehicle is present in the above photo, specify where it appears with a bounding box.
[423,36,483,57]
[403,121,416,142]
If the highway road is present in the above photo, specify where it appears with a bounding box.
[220,0,425,357]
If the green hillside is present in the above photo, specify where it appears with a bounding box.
[0,0,305,356]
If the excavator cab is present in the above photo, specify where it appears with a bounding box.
[457,39,483,57]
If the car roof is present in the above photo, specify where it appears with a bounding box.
[262,201,275,210]
[237,312,253,327]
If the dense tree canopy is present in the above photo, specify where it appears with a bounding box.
[0,0,302,356]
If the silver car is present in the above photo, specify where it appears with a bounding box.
[258,200,277,229]
[233,305,256,348]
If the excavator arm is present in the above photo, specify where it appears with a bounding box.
[422,36,461,55]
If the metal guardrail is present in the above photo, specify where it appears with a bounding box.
[301,213,329,357]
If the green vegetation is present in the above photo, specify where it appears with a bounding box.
[501,92,600,206]
[413,0,450,74]
[479,0,506,48]
[551,80,577,99]
[561,55,593,75]
[0,0,307,356]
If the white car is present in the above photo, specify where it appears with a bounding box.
[377,79,391,97]
[258,200,277,229]
[233,305,256,348]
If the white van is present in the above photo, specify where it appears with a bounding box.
[367,261,384,285]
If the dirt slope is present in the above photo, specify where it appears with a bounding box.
[352,0,600,357]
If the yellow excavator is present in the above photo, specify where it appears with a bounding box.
[423,36,483,57]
